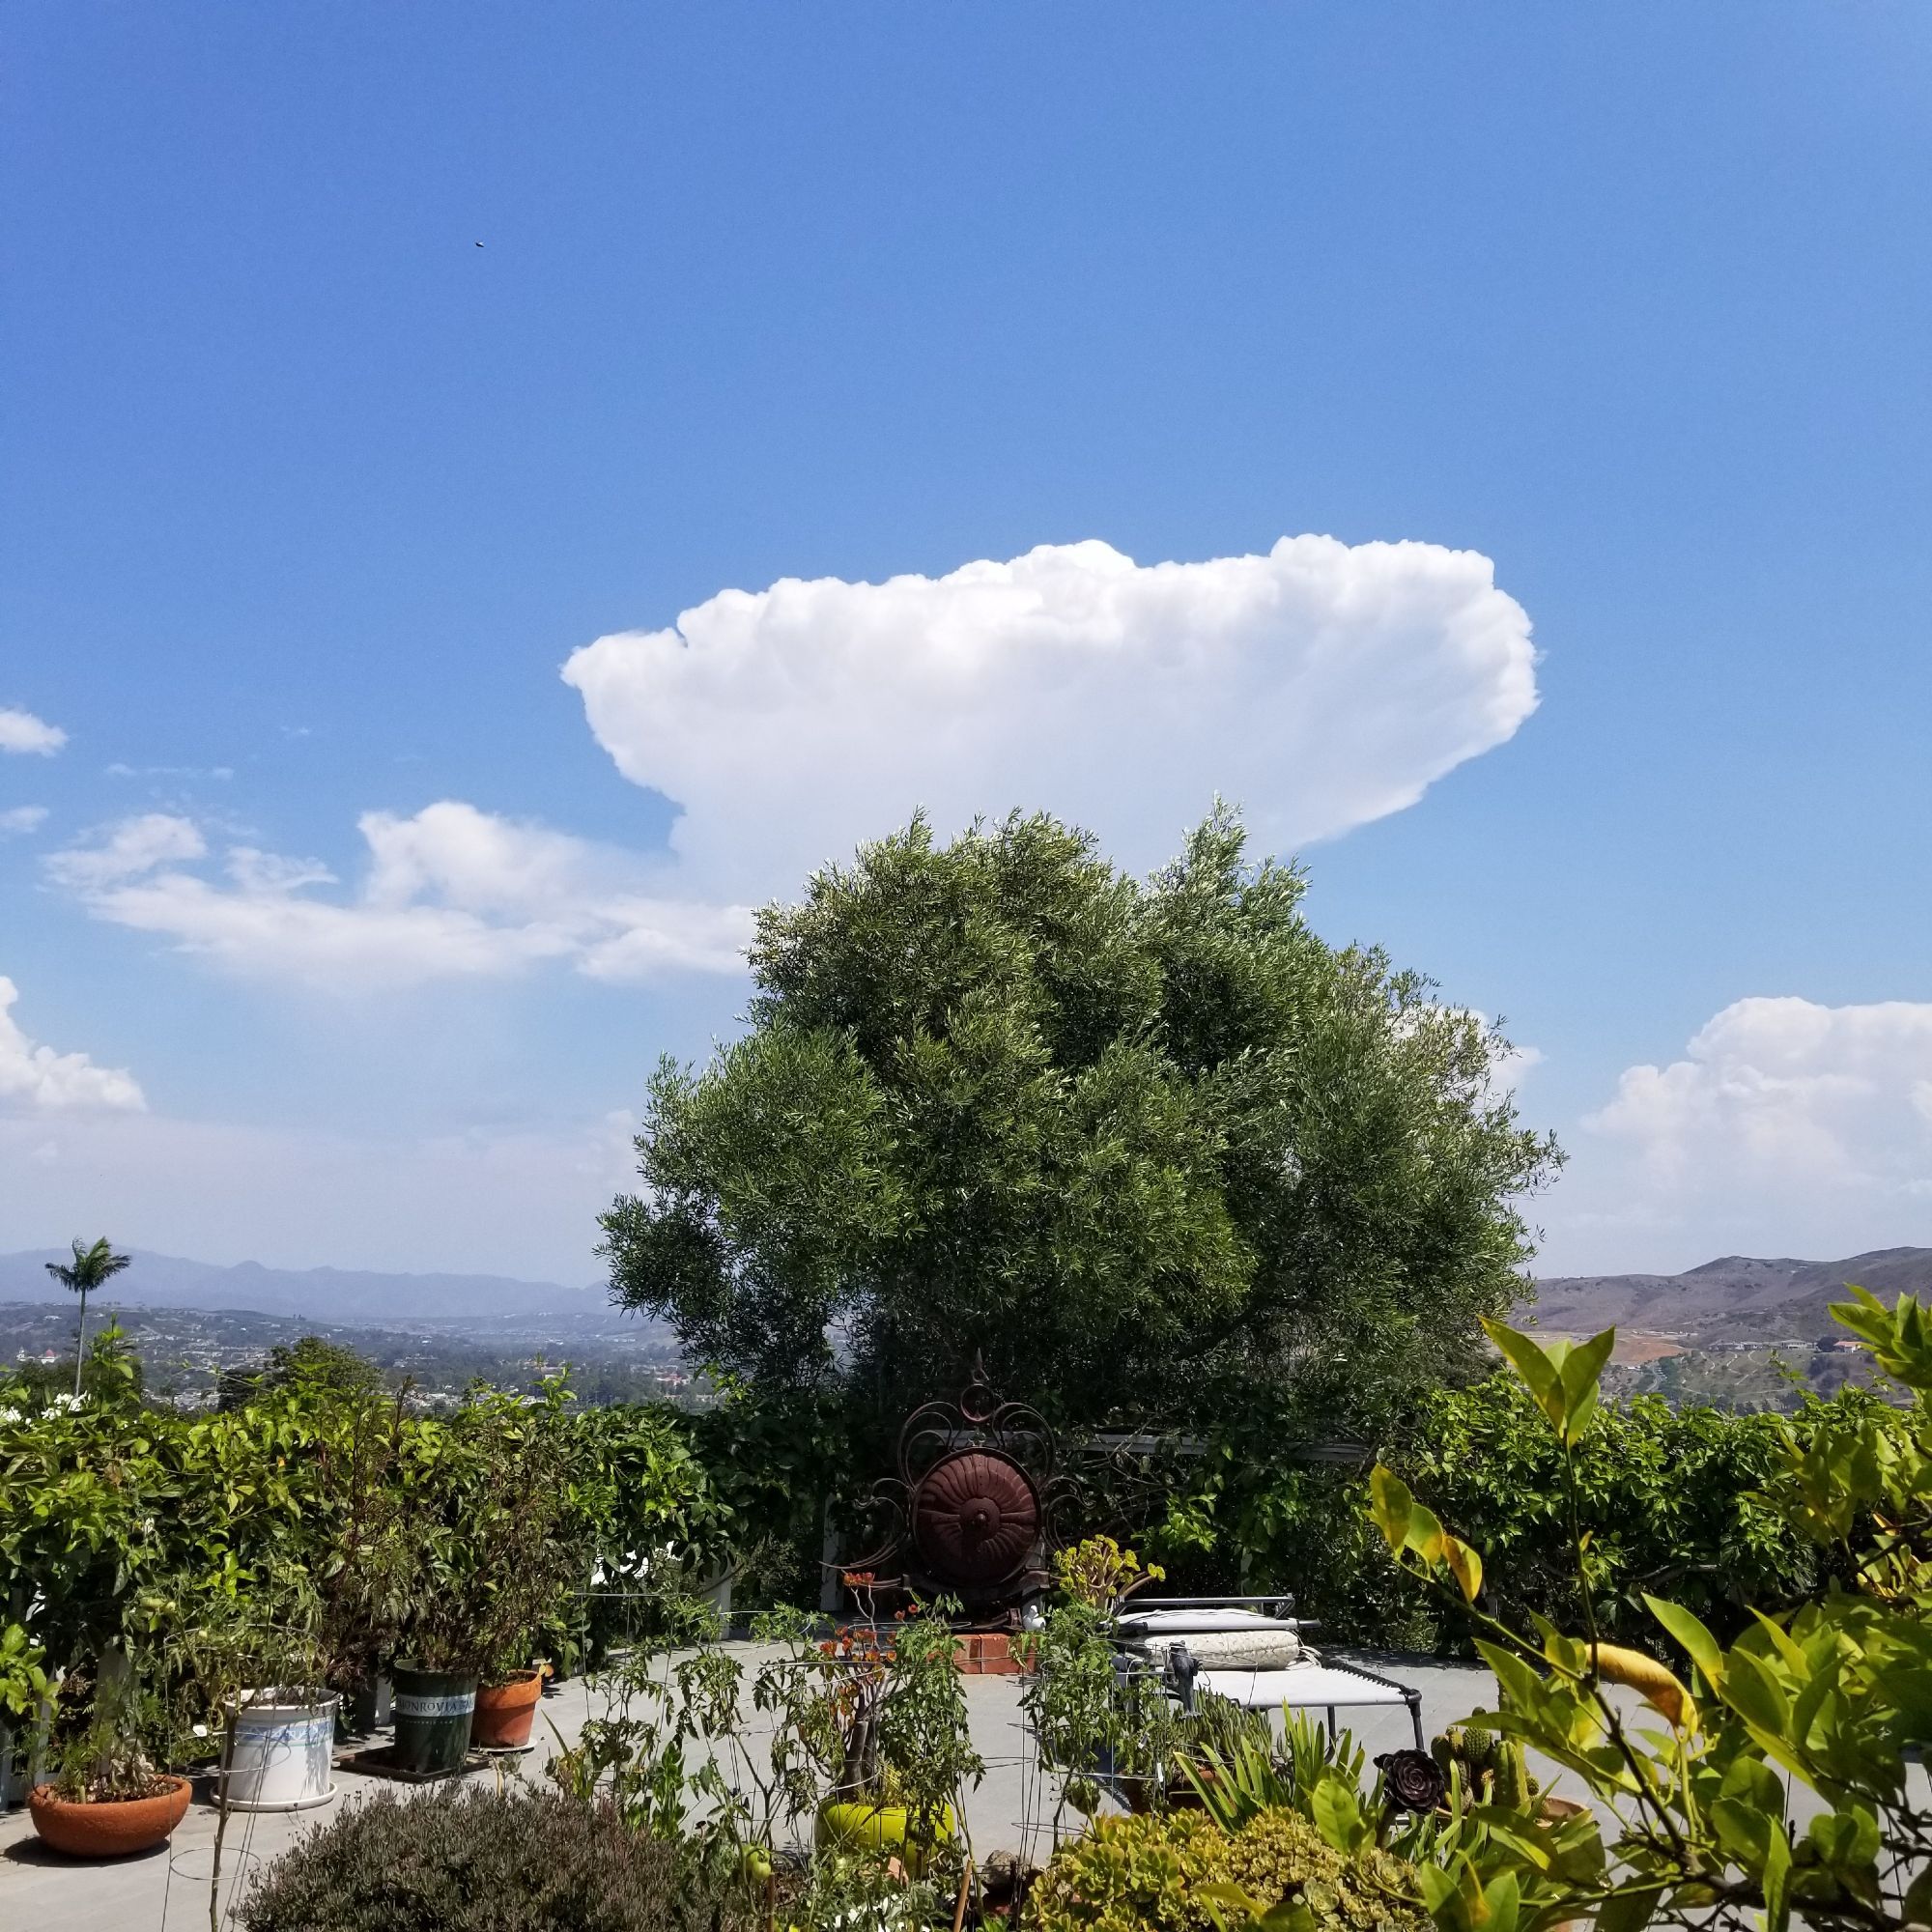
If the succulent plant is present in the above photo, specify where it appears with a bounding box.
[1375,1748,1446,1815]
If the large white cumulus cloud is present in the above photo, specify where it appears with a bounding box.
[563,536,1539,895]
[1544,997,1932,1270]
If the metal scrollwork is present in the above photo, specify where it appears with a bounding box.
[842,1354,1074,1613]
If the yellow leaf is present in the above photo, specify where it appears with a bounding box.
[1590,1642,1690,1726]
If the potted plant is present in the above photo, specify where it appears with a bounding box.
[761,1593,983,1876]
[1018,1596,1181,1824]
[471,1661,548,1750]
[27,1665,191,1859]
[1167,1690,1277,1809]
[309,1384,415,1742]
[386,1386,596,1771]
[151,1556,340,1817]
[220,1679,340,1812]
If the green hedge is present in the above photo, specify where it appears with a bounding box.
[1132,1372,1830,1651]
[0,1339,731,1690]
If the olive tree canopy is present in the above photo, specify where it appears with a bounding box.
[602,809,1558,1435]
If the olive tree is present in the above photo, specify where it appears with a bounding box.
[602,808,1558,1439]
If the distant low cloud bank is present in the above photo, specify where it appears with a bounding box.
[1592,995,1932,1192]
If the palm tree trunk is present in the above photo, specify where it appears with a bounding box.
[73,1287,89,1402]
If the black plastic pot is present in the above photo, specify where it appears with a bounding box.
[349,1670,393,1735]
[389,1665,477,1776]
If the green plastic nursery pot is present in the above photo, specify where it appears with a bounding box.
[389,1665,478,1776]
[814,1798,954,1874]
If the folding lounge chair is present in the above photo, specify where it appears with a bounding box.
[1115,1599,1425,1750]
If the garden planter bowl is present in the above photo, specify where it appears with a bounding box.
[471,1668,544,1749]
[390,1665,478,1776]
[815,1798,954,1875]
[222,1689,340,1812]
[28,1776,192,1857]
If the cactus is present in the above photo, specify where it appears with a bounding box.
[1431,1726,1495,1806]
[1431,1726,1529,1810]
[1491,1739,1531,1811]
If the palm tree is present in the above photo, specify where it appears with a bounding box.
[44,1237,131,1400]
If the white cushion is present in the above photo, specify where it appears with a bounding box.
[1117,1608,1292,1636]
[1133,1629,1304,1671]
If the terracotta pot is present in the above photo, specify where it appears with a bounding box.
[28,1776,193,1858]
[471,1668,544,1749]
[1166,1760,1221,1810]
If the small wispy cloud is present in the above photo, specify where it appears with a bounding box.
[106,761,235,781]
[44,812,209,890]
[0,708,66,757]
[0,975,145,1112]
[44,802,752,990]
[0,806,48,838]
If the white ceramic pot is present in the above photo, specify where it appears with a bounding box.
[220,1690,339,1812]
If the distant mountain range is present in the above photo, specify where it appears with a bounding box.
[1525,1246,1932,1350]
[0,1248,611,1325]
[7,1242,1924,1359]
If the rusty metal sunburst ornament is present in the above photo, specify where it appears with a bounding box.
[844,1354,1072,1612]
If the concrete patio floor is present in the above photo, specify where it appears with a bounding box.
[0,1651,1511,1930]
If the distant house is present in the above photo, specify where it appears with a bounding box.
[1816,1337,1861,1353]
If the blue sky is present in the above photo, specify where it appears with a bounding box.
[5,4,1931,1284]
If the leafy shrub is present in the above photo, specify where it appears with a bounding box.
[0,1621,48,1721]
[1143,1369,1819,1651]
[1391,1373,1809,1644]
[0,1365,729,1703]
[1368,1290,1932,1932]
[239,1786,749,1932]
[1026,1808,1427,1932]
[1217,1811,1425,1931]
